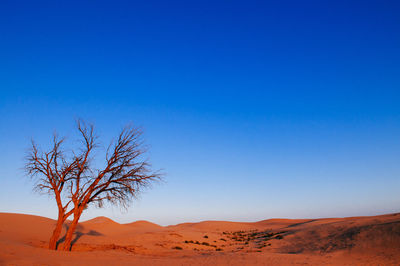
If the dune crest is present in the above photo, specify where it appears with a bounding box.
[82,216,120,225]
[125,220,163,230]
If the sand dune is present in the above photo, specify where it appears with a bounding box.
[0,212,399,265]
[124,220,163,231]
[82,216,120,225]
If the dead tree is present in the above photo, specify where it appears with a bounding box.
[25,135,77,250]
[26,120,161,251]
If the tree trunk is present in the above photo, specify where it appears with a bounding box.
[62,211,82,251]
[48,212,64,250]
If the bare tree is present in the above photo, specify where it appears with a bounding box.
[25,120,161,251]
[25,135,77,250]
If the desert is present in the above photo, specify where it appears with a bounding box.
[1,1,400,265]
[1,212,399,265]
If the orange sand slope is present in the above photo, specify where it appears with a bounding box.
[0,212,399,265]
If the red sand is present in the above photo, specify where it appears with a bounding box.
[0,212,399,265]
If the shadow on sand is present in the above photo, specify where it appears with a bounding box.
[56,223,103,250]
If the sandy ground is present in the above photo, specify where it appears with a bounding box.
[0,212,399,265]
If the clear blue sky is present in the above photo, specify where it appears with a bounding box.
[0,0,399,225]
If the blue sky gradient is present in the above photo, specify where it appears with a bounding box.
[0,0,399,225]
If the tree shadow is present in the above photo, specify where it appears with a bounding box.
[56,223,103,250]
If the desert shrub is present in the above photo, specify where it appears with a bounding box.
[201,242,210,246]
[203,235,208,238]
[172,246,183,250]
[216,248,223,251]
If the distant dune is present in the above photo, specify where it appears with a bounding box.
[125,220,163,230]
[82,216,119,225]
[0,212,399,265]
